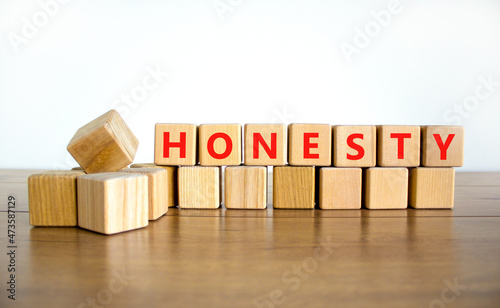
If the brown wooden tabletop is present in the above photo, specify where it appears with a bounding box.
[0,170,499,308]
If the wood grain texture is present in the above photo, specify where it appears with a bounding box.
[288,124,332,166]
[28,170,85,226]
[409,167,455,209]
[67,109,139,173]
[225,166,267,209]
[154,123,197,166]
[199,124,242,166]
[333,125,376,167]
[319,167,362,209]
[364,167,408,209]
[273,166,315,209]
[77,172,148,234]
[178,166,221,209]
[120,168,170,219]
[377,125,420,167]
[244,124,287,166]
[130,163,177,208]
[421,126,464,167]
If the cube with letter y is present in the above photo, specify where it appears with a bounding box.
[421,126,464,167]
[199,124,242,166]
[288,124,332,166]
[155,124,197,166]
[244,124,287,166]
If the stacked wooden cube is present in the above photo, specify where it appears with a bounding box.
[28,109,464,235]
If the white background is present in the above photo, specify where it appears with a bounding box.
[1,0,499,171]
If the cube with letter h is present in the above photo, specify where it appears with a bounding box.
[288,124,332,166]
[421,126,464,167]
[244,124,287,166]
[155,124,197,165]
[199,124,242,166]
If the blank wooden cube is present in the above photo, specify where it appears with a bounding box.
[225,166,267,209]
[377,125,420,167]
[288,124,332,166]
[244,124,287,166]
[409,167,455,209]
[67,109,139,173]
[333,126,376,167]
[273,166,315,209]
[199,124,242,166]
[120,168,171,219]
[155,124,197,166]
[319,168,361,209]
[130,163,177,208]
[28,170,85,226]
[78,172,148,235]
[364,167,408,209]
[421,126,464,167]
[178,166,221,209]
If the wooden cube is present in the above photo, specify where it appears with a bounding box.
[225,166,267,209]
[244,124,287,166]
[421,126,464,167]
[28,170,85,226]
[377,125,420,167]
[130,163,177,207]
[319,167,362,209]
[288,124,332,166]
[67,109,139,173]
[273,166,315,209]
[409,167,455,209]
[77,172,148,234]
[120,168,171,219]
[178,166,221,209]
[333,126,376,167]
[364,167,408,209]
[154,124,197,166]
[199,124,242,166]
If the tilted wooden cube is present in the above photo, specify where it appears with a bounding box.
[364,167,408,209]
[77,172,148,235]
[178,166,221,209]
[67,109,139,173]
[244,124,287,166]
[273,166,315,209]
[120,168,171,220]
[155,123,197,166]
[199,124,241,166]
[333,125,376,167]
[288,124,332,166]
[130,163,177,208]
[319,167,362,209]
[225,166,267,209]
[421,126,464,167]
[409,167,455,209]
[28,170,85,226]
[377,125,420,167]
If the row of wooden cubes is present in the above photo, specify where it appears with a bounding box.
[154,124,464,167]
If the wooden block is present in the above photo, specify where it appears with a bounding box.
[377,125,420,167]
[319,167,362,209]
[288,124,332,166]
[71,167,84,171]
[333,126,376,167]
[364,167,408,209]
[67,109,139,173]
[273,166,315,209]
[130,163,177,207]
[28,170,85,226]
[244,124,287,166]
[77,172,148,235]
[154,124,197,166]
[199,124,241,166]
[120,168,171,219]
[409,167,455,209]
[421,126,464,167]
[225,166,267,209]
[178,166,221,209]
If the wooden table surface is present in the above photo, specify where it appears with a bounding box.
[0,170,499,308]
